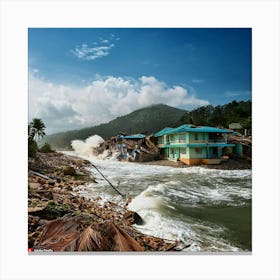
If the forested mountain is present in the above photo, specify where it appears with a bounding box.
[44,100,251,149]
[44,104,186,149]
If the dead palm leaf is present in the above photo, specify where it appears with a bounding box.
[76,226,103,251]
[35,218,80,251]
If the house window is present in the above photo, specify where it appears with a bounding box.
[179,134,185,143]
[195,148,202,154]
[194,133,199,140]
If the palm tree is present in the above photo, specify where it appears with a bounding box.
[30,118,46,141]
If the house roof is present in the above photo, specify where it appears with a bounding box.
[154,124,231,137]
[123,134,146,139]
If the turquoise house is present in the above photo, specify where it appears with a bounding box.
[154,124,235,165]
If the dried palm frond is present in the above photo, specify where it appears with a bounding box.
[35,218,80,251]
[100,222,144,251]
[76,226,103,251]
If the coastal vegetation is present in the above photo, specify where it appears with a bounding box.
[28,118,54,157]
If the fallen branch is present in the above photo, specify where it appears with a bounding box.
[29,170,56,183]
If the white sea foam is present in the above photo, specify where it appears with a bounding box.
[128,199,240,252]
[71,135,105,157]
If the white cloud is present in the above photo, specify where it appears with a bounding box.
[71,36,118,61]
[72,44,115,61]
[29,73,209,134]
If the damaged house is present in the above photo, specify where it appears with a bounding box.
[153,124,235,165]
[115,134,146,161]
[107,133,158,162]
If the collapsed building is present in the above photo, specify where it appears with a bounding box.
[102,133,159,162]
[227,132,252,158]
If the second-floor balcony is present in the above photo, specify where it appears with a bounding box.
[207,138,226,143]
[158,138,227,147]
[169,139,187,144]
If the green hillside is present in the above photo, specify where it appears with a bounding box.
[44,104,187,149]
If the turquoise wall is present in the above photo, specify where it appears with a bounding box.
[207,147,223,158]
[165,146,224,159]
[159,131,229,160]
[234,143,243,156]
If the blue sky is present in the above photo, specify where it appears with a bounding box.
[28,28,251,134]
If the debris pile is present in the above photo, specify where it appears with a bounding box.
[228,133,252,158]
[228,133,252,147]
[28,152,184,252]
[104,133,159,162]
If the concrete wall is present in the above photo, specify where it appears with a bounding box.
[201,158,221,164]
[179,158,201,165]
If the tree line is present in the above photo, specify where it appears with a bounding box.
[176,100,251,129]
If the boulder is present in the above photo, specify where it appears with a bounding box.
[63,166,76,176]
[124,210,144,225]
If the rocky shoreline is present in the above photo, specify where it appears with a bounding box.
[28,152,185,252]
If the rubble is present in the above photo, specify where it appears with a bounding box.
[228,133,252,147]
[228,133,252,158]
[102,133,160,162]
[28,152,182,252]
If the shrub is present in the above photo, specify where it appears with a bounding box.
[40,143,54,153]
[28,138,38,158]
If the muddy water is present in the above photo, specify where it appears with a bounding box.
[68,152,252,252]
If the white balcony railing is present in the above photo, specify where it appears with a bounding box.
[158,138,227,146]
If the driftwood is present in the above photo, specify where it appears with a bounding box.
[29,170,56,183]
